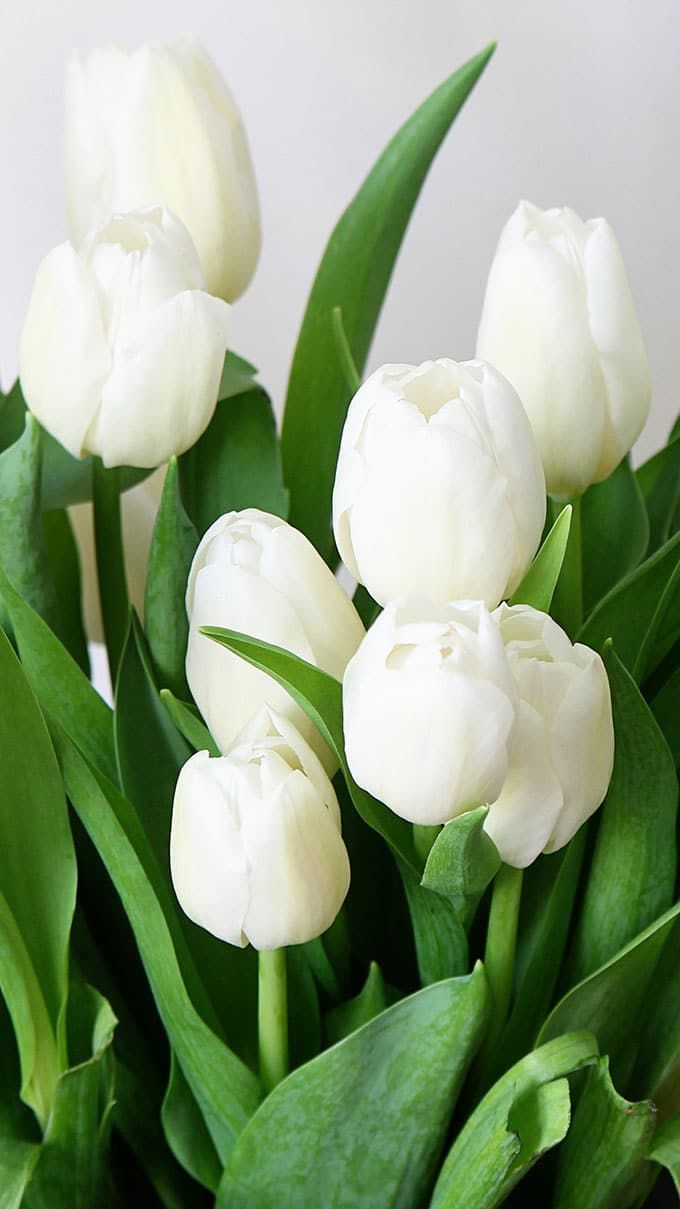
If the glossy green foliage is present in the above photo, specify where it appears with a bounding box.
[581,457,649,613]
[144,459,198,699]
[510,505,572,612]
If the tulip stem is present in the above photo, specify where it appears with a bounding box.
[258,948,289,1094]
[550,495,583,637]
[93,459,129,687]
[474,863,524,1091]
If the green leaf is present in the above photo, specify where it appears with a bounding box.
[629,918,680,1114]
[160,689,220,757]
[0,415,59,635]
[42,509,89,673]
[649,1116,680,1197]
[352,583,380,629]
[114,1059,203,1209]
[422,806,501,929]
[430,1031,598,1209]
[0,1140,39,1209]
[636,434,680,554]
[578,530,680,679]
[144,459,198,699]
[0,628,76,1123]
[179,387,288,538]
[217,351,258,401]
[287,946,322,1069]
[324,963,396,1046]
[581,457,649,614]
[0,565,117,783]
[51,723,261,1166]
[161,1053,221,1192]
[495,832,587,1077]
[538,900,680,1084]
[651,668,680,766]
[218,966,488,1209]
[565,650,677,985]
[24,985,117,1209]
[202,626,418,869]
[281,45,495,563]
[509,505,572,612]
[0,380,28,453]
[553,1057,656,1209]
[633,555,680,683]
[398,859,468,985]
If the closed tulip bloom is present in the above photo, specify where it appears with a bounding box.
[486,603,615,867]
[170,708,350,949]
[19,206,230,469]
[186,509,365,773]
[476,201,651,497]
[65,40,261,302]
[332,359,545,609]
[343,598,518,826]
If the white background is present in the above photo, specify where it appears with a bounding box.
[2,0,679,461]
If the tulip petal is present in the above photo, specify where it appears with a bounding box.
[484,701,564,868]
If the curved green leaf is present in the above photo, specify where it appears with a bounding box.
[218,966,488,1209]
[0,415,59,635]
[42,509,89,673]
[161,1053,221,1193]
[422,806,501,930]
[398,859,468,985]
[324,963,396,1047]
[581,457,649,613]
[281,45,495,563]
[649,1116,680,1197]
[510,505,572,612]
[144,458,198,700]
[636,434,680,555]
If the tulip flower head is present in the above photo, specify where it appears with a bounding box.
[19,205,230,469]
[170,708,350,949]
[332,358,546,609]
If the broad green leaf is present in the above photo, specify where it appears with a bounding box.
[422,806,501,929]
[0,380,27,452]
[636,434,680,554]
[218,966,488,1209]
[493,831,587,1080]
[650,1116,680,1196]
[566,651,677,985]
[217,351,258,401]
[144,459,198,699]
[0,629,76,1122]
[324,963,397,1046]
[652,668,680,766]
[578,530,680,679]
[202,627,418,869]
[430,1031,598,1209]
[161,1053,221,1192]
[0,1140,39,1209]
[581,457,649,613]
[179,387,288,539]
[398,859,468,985]
[538,900,680,1084]
[281,45,495,563]
[0,999,40,1207]
[42,509,89,673]
[160,689,220,757]
[52,724,261,1165]
[115,615,257,1060]
[24,985,117,1209]
[0,565,116,783]
[629,918,680,1114]
[0,415,59,634]
[509,505,572,612]
[633,555,680,683]
[553,1057,656,1209]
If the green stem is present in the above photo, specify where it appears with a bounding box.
[92,460,129,687]
[550,494,582,636]
[413,824,440,867]
[258,948,288,1093]
[475,864,524,1090]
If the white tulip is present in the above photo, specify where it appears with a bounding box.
[486,603,614,867]
[170,708,350,949]
[342,598,518,826]
[186,509,365,773]
[476,200,651,497]
[65,40,261,302]
[332,359,545,609]
[19,206,230,469]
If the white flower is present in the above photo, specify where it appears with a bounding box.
[186,509,365,774]
[332,358,545,609]
[486,603,615,867]
[476,200,651,497]
[170,708,350,949]
[19,206,230,469]
[342,598,518,826]
[65,40,261,302]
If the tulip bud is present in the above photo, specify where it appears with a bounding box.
[476,201,651,497]
[332,359,545,609]
[486,603,615,867]
[170,708,350,949]
[342,598,518,825]
[186,509,365,774]
[19,206,230,470]
[65,40,261,302]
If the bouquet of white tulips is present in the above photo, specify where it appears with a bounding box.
[1,36,679,1209]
